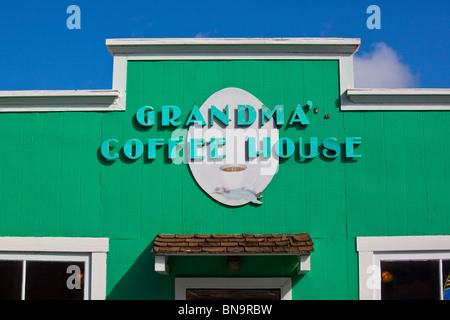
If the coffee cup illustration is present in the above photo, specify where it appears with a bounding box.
[219,164,257,190]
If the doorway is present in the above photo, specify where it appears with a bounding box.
[186,288,281,300]
[175,277,292,300]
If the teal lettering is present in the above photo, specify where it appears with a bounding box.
[237,105,256,126]
[123,139,144,160]
[299,137,318,159]
[190,138,205,159]
[101,138,119,161]
[289,105,310,126]
[322,137,340,158]
[210,105,229,126]
[148,138,165,159]
[275,137,295,158]
[168,138,184,160]
[248,137,271,158]
[262,105,284,125]
[345,137,362,158]
[210,138,226,159]
[185,106,206,126]
[136,106,154,127]
[161,106,182,126]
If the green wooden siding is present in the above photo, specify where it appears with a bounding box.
[0,60,449,299]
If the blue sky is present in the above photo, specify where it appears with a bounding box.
[0,0,448,90]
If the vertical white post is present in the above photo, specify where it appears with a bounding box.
[155,255,170,275]
[90,252,107,300]
[112,55,127,110]
[297,254,311,274]
[439,259,443,300]
[21,260,26,300]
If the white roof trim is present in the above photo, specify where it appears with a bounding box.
[106,37,361,46]
[2,38,450,113]
[343,88,450,111]
[106,37,361,56]
[0,89,123,112]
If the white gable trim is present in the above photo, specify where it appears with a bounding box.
[106,37,360,115]
[0,89,122,112]
[343,88,450,111]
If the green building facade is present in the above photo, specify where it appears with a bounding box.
[0,38,449,300]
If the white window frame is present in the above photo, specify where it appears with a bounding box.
[0,252,90,300]
[357,235,450,300]
[0,237,109,300]
[175,277,292,300]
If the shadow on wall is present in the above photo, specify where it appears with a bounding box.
[107,242,174,300]
[107,243,306,300]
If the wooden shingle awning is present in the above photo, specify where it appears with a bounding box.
[152,233,313,255]
[151,233,314,275]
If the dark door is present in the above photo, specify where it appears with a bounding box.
[186,288,281,300]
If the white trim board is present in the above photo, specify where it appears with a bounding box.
[357,235,450,252]
[175,277,292,300]
[0,236,109,252]
[106,38,361,55]
[343,88,450,111]
[0,89,123,112]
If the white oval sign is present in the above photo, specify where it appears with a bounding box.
[187,88,279,206]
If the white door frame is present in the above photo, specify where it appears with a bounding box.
[175,277,292,300]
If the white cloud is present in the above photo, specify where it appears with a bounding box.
[353,42,419,88]
[195,32,211,38]
[195,30,218,38]
[320,23,332,37]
